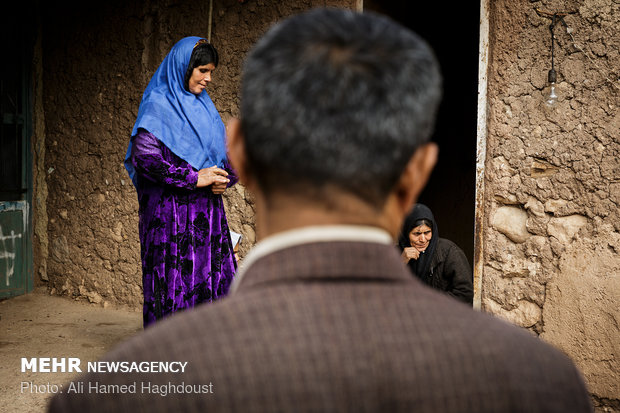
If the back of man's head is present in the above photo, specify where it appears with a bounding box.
[240,8,441,208]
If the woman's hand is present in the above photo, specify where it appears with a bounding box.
[197,166,229,191]
[211,180,228,195]
[401,247,420,264]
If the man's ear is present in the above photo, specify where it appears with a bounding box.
[395,142,438,212]
[227,118,253,189]
[380,142,438,238]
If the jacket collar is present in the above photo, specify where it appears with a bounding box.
[230,225,393,293]
[232,239,411,294]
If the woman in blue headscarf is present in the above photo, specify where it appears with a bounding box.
[125,37,238,327]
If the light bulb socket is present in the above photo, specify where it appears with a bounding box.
[548,68,557,83]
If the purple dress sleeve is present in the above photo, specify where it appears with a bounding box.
[130,129,198,189]
[223,160,239,188]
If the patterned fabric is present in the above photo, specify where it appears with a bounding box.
[49,241,592,413]
[130,129,237,327]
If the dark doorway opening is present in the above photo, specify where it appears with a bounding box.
[0,4,34,298]
[364,1,479,265]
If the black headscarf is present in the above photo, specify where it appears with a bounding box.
[398,203,439,281]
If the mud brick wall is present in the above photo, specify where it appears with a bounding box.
[482,0,619,408]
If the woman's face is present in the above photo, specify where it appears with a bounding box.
[187,63,216,95]
[409,224,432,252]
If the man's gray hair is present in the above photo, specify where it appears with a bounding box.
[240,8,442,207]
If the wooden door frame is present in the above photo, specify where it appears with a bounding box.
[473,0,490,310]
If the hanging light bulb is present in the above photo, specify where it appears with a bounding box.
[535,8,576,110]
[542,13,561,109]
[545,68,558,107]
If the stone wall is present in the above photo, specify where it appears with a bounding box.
[482,0,619,408]
[38,0,357,307]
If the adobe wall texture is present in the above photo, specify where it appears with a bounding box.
[482,0,619,408]
[37,0,356,304]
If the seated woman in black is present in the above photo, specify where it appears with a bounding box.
[399,204,473,305]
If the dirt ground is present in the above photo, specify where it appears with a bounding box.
[0,287,142,413]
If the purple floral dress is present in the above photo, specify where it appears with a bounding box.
[130,129,238,327]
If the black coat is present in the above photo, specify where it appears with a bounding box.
[414,238,473,305]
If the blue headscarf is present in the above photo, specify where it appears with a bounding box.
[124,36,227,186]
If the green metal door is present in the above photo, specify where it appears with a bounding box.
[0,11,33,298]
[0,206,29,297]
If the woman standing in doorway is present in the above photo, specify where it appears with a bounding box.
[125,37,238,327]
[399,203,473,305]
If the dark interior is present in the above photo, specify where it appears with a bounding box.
[364,0,480,264]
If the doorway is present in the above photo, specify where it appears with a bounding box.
[364,1,480,266]
[0,8,34,298]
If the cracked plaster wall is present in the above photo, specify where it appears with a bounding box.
[483,0,619,407]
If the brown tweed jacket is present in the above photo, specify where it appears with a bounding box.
[48,241,592,412]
